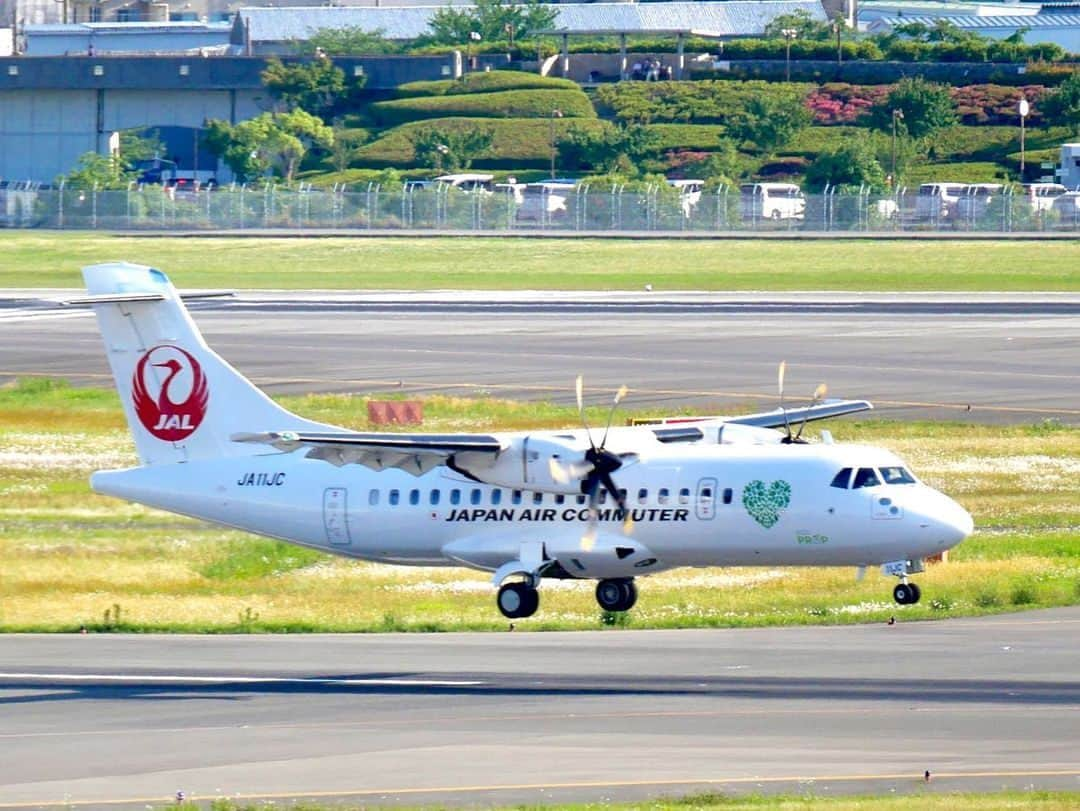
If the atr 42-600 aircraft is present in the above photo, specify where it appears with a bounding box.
[74,263,973,619]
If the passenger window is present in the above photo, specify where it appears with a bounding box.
[880,466,916,485]
[555,494,565,505]
[491,489,502,506]
[450,489,461,505]
[618,488,627,502]
[701,487,712,500]
[409,489,419,506]
[831,468,853,489]
[599,490,607,505]
[389,489,400,506]
[429,489,440,506]
[576,494,587,506]
[852,468,881,489]
[638,488,648,504]
[533,492,543,505]
[369,489,379,506]
[512,489,522,505]
[658,488,670,505]
[679,487,690,505]
[722,488,733,505]
[470,488,482,505]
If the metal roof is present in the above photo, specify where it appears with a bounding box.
[870,12,1080,27]
[237,2,826,42]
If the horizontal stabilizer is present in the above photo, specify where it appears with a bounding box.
[727,399,873,429]
[62,291,235,307]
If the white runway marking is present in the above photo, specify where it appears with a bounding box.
[0,672,484,687]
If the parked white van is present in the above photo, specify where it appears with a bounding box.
[1022,182,1067,213]
[955,183,1004,220]
[915,182,966,220]
[515,180,577,222]
[739,183,805,221]
[435,173,495,193]
[668,179,705,217]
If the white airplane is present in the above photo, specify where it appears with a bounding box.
[72,262,973,619]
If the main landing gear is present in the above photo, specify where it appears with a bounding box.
[497,580,539,619]
[595,578,637,613]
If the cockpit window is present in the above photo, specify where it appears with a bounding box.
[852,467,881,489]
[830,468,853,489]
[879,466,916,485]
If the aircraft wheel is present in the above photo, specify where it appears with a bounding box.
[908,583,922,604]
[893,583,916,605]
[596,578,635,612]
[619,579,638,611]
[497,582,539,619]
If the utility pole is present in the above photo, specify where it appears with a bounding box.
[891,108,904,182]
[782,28,797,82]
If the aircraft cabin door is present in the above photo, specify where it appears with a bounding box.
[696,477,718,521]
[323,487,351,546]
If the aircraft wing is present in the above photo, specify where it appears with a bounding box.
[232,430,505,475]
[725,399,873,429]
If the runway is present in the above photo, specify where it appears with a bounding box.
[1,608,1078,808]
[1,291,1077,423]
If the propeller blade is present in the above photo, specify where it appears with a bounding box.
[599,384,629,449]
[600,471,634,535]
[778,361,792,440]
[548,457,594,485]
[581,479,600,551]
[575,375,596,451]
[795,382,829,442]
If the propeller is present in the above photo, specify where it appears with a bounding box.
[776,361,828,444]
[574,375,634,550]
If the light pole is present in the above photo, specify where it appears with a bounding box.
[781,28,797,82]
[890,108,904,182]
[832,19,843,65]
[1019,98,1030,179]
[549,108,563,179]
[435,143,450,172]
[467,30,481,73]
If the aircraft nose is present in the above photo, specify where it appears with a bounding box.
[937,495,974,546]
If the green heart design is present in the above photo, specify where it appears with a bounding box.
[742,479,791,529]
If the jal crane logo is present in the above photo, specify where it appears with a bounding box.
[132,345,209,441]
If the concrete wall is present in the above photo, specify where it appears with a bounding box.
[0,87,261,182]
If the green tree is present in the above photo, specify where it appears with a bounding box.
[61,152,139,189]
[557,123,660,174]
[328,126,370,173]
[204,110,334,182]
[868,77,957,139]
[411,125,494,171]
[296,26,399,55]
[427,0,556,45]
[804,135,886,192]
[1041,71,1080,136]
[261,57,358,117]
[764,10,830,41]
[726,95,811,156]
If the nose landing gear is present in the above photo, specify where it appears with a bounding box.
[883,559,925,605]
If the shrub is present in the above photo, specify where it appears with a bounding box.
[368,88,595,126]
[595,80,814,124]
[356,116,607,167]
[396,72,579,98]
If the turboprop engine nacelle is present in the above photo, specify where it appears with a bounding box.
[458,435,589,495]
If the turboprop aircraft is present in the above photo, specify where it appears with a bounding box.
[71,262,973,619]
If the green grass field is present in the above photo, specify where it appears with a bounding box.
[1,379,1076,633]
[163,792,1080,811]
[1,232,1079,291]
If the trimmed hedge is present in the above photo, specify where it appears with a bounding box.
[369,89,596,127]
[648,124,727,151]
[595,80,814,124]
[903,161,1012,185]
[355,117,607,168]
[396,72,580,99]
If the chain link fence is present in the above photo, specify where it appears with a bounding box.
[3,183,1079,233]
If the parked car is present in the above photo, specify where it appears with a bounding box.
[515,180,577,222]
[955,183,1004,220]
[1022,182,1067,213]
[915,182,966,220]
[739,183,805,221]
[1050,191,1080,219]
[667,178,704,217]
[434,173,495,193]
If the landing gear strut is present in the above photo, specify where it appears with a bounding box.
[883,559,925,605]
[497,581,539,619]
[595,578,637,612]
